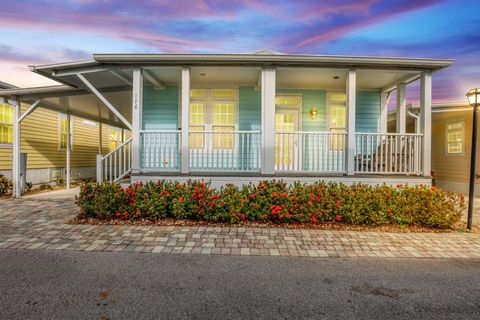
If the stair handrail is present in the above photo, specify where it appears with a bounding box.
[96,138,133,183]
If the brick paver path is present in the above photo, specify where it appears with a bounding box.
[1,194,480,258]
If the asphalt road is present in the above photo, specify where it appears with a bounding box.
[0,250,479,320]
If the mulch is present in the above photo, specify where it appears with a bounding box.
[70,216,479,234]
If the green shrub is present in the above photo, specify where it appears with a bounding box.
[25,182,33,192]
[75,180,465,228]
[0,174,12,196]
[53,177,65,186]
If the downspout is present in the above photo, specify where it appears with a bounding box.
[407,109,420,134]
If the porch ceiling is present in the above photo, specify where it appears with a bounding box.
[0,85,131,129]
[49,66,262,89]
[276,68,420,91]
[53,69,134,90]
[39,89,133,129]
[51,66,421,92]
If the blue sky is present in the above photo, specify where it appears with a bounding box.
[0,0,478,102]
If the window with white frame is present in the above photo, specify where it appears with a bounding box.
[189,89,237,150]
[58,113,73,150]
[0,102,14,145]
[446,121,464,155]
[328,93,346,151]
[109,127,123,151]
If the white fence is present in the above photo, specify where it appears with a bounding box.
[189,130,262,172]
[141,130,181,171]
[95,131,425,181]
[274,131,347,173]
[354,133,423,174]
[97,138,132,183]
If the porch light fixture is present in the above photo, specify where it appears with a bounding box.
[466,88,480,229]
[310,107,318,120]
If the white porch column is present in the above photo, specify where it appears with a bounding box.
[380,91,390,133]
[180,67,190,174]
[346,69,356,176]
[261,67,276,175]
[396,83,407,134]
[66,112,71,189]
[96,155,103,183]
[131,68,143,174]
[98,121,103,155]
[12,97,21,198]
[420,71,432,177]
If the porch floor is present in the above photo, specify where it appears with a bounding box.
[130,173,431,188]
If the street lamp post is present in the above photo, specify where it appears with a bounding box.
[466,88,480,229]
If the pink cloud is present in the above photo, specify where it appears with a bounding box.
[296,0,377,21]
[0,1,222,53]
[278,0,442,52]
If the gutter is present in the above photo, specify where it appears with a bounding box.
[92,53,454,70]
[29,65,79,87]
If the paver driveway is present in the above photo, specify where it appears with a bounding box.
[1,189,480,258]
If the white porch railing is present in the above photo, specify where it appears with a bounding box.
[354,133,423,175]
[189,130,261,172]
[274,131,347,173]
[97,138,132,183]
[95,131,424,180]
[141,130,181,171]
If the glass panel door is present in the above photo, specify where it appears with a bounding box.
[275,109,299,170]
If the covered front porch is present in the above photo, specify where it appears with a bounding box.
[97,64,431,183]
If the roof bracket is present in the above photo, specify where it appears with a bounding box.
[381,73,421,93]
[143,69,165,90]
[76,73,132,130]
[110,70,132,86]
[18,99,41,123]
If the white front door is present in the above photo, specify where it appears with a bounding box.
[275,108,300,170]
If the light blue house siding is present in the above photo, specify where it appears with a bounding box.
[141,85,179,169]
[140,86,380,171]
[356,91,380,133]
[142,85,179,130]
[355,91,381,156]
[238,86,261,170]
[239,86,261,130]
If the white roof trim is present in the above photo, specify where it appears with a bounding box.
[30,53,454,72]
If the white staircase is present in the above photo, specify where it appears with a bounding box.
[96,138,132,183]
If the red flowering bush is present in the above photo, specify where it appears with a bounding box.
[169,180,219,220]
[75,180,465,228]
[76,183,128,220]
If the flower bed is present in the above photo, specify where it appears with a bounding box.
[75,180,465,228]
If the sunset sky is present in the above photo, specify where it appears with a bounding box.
[0,0,478,103]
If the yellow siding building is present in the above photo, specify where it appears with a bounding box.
[0,100,129,185]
